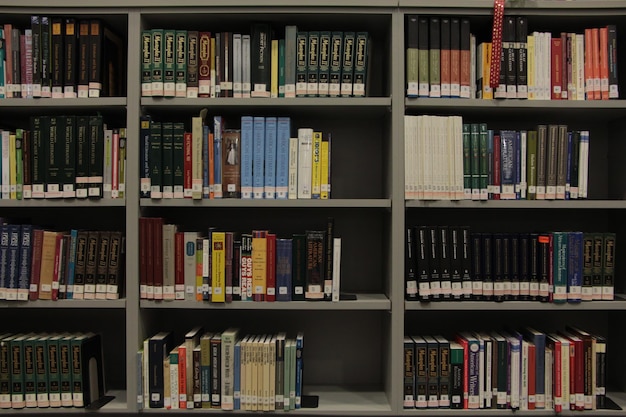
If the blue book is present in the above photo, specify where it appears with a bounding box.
[276,238,293,301]
[240,116,254,199]
[264,117,277,199]
[203,125,210,198]
[499,130,516,200]
[213,116,223,198]
[276,117,291,199]
[252,117,265,199]
[515,131,521,199]
[295,333,304,409]
[552,231,568,303]
[0,225,9,299]
[567,231,583,303]
[524,327,546,409]
[17,225,32,301]
[6,224,21,301]
[233,341,241,410]
[64,229,78,299]
[140,115,152,198]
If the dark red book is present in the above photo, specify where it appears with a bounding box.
[175,231,185,300]
[265,233,276,302]
[551,38,563,100]
[152,217,164,300]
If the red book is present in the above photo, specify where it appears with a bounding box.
[551,38,563,100]
[145,217,154,299]
[265,233,276,302]
[153,217,164,300]
[560,32,568,99]
[563,332,585,410]
[454,335,469,409]
[548,335,563,413]
[184,132,193,198]
[584,28,594,100]
[139,217,148,299]
[178,344,187,409]
[528,342,536,410]
[591,28,601,100]
[175,232,185,300]
[28,229,44,301]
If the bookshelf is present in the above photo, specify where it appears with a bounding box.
[0,0,625,415]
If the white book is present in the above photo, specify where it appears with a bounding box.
[520,340,529,410]
[454,116,464,200]
[169,351,178,409]
[544,32,552,100]
[415,116,423,200]
[332,237,341,302]
[183,232,199,300]
[404,116,412,199]
[507,335,521,409]
[576,34,586,101]
[421,116,433,200]
[233,33,242,98]
[143,338,150,409]
[579,131,589,199]
[221,328,239,410]
[1,131,9,199]
[545,347,553,410]
[297,128,312,199]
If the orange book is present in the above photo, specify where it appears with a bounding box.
[591,28,601,100]
[178,344,187,409]
[251,230,267,301]
[599,26,609,100]
[584,29,594,100]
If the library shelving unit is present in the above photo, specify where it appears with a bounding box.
[0,0,626,416]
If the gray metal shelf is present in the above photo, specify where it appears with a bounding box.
[405,297,626,311]
[0,199,126,208]
[141,198,391,209]
[0,299,126,309]
[405,200,626,209]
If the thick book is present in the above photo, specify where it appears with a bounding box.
[250,23,271,98]
[305,230,325,300]
[149,332,173,408]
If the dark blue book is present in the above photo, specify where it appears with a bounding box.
[17,225,33,301]
[276,238,293,301]
[6,224,21,301]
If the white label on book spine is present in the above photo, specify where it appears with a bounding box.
[294,287,303,295]
[539,283,549,295]
[279,287,288,295]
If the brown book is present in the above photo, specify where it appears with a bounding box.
[95,231,111,300]
[198,32,211,97]
[222,129,241,198]
[83,230,100,300]
[152,217,164,300]
[37,231,59,300]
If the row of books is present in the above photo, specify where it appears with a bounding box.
[0,332,105,409]
[404,327,607,411]
[406,15,619,100]
[139,218,340,302]
[405,226,616,302]
[140,327,304,411]
[141,115,332,200]
[0,225,125,302]
[142,26,369,99]
[0,117,126,200]
[0,17,124,99]
[404,116,590,201]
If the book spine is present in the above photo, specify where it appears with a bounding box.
[187,31,199,98]
[602,232,616,300]
[341,32,355,97]
[318,32,330,97]
[151,29,164,96]
[141,30,152,96]
[329,32,343,97]
[163,30,176,97]
[175,30,187,97]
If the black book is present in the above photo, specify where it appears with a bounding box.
[460,226,472,299]
[41,17,51,97]
[438,226,452,300]
[62,115,76,198]
[324,217,334,301]
[518,233,530,301]
[31,16,42,96]
[78,21,90,97]
[450,227,463,300]
[471,233,483,300]
[516,16,528,98]
[291,234,306,301]
[405,227,418,301]
[510,234,520,301]
[88,115,104,198]
[161,122,174,199]
[210,335,221,408]
[505,15,516,98]
[538,234,551,302]
[428,227,440,301]
[416,226,431,302]
[250,23,271,98]
[529,233,539,301]
[51,18,64,98]
[148,332,173,408]
[493,233,504,302]
[482,233,493,301]
[503,234,512,300]
[187,31,199,96]
[63,18,77,97]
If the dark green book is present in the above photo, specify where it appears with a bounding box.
[278,38,286,97]
[75,116,90,198]
[149,121,163,199]
[62,115,76,198]
[329,32,343,97]
[173,122,185,198]
[11,334,27,408]
[59,335,73,407]
[186,31,199,98]
[141,30,152,96]
[161,122,174,198]
[34,335,49,408]
[23,335,37,407]
[151,29,164,96]
[306,31,319,97]
[30,116,46,198]
[163,29,176,97]
[46,335,62,407]
[175,30,187,97]
[46,116,63,198]
[353,31,369,97]
[318,32,330,97]
[296,31,307,97]
[340,32,355,97]
[0,335,15,408]
[88,115,104,198]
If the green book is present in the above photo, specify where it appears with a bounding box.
[23,335,37,407]
[161,122,174,199]
[59,335,73,407]
[406,15,419,97]
[70,335,86,407]
[278,38,286,97]
[417,17,429,97]
[47,335,62,407]
[46,116,62,198]
[141,30,152,96]
[317,32,330,97]
[163,29,176,97]
[62,116,76,198]
[353,31,369,97]
[175,30,187,97]
[173,122,185,199]
[340,31,355,97]
[526,130,537,200]
[449,341,464,409]
[29,116,45,198]
[10,334,27,409]
[149,121,163,199]
[296,31,307,97]
[306,31,319,97]
[74,116,89,198]
[0,334,16,408]
[591,233,604,300]
[329,32,343,97]
[552,231,568,303]
[34,335,49,408]
[151,29,164,96]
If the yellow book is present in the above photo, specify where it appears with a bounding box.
[320,134,330,199]
[271,39,279,98]
[311,131,322,198]
[37,231,59,300]
[9,133,16,199]
[479,42,493,100]
[211,231,226,302]
[251,231,267,301]
[527,34,535,100]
